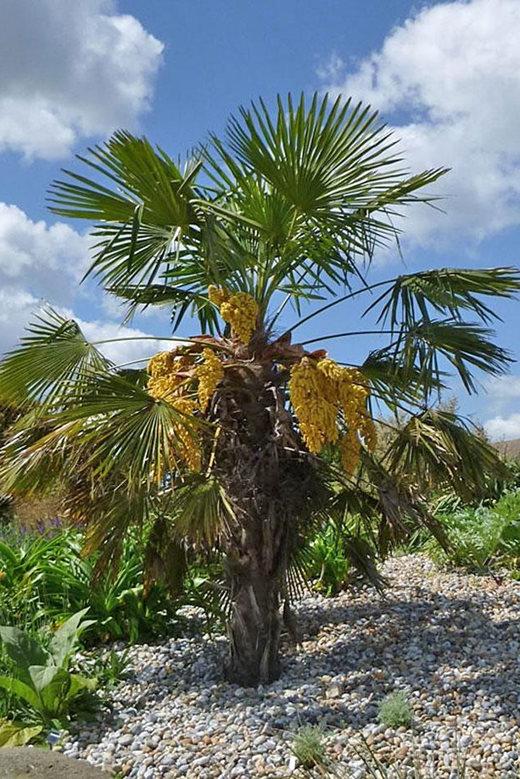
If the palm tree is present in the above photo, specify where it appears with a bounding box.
[0,94,517,685]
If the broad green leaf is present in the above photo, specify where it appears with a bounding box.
[0,720,42,748]
[0,676,42,710]
[0,626,48,682]
[67,674,97,700]
[39,668,71,715]
[49,608,94,667]
[28,664,60,694]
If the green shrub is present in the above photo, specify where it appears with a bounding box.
[306,524,351,596]
[377,691,413,729]
[425,490,520,570]
[0,609,97,728]
[291,725,327,769]
[0,527,181,644]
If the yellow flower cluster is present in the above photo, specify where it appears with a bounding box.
[339,430,360,475]
[195,348,224,410]
[208,285,229,307]
[169,395,201,472]
[147,351,190,401]
[288,357,339,453]
[147,346,229,472]
[208,285,259,343]
[289,356,377,475]
[147,350,201,470]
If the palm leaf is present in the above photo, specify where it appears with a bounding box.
[385,409,508,500]
[365,267,520,328]
[112,283,220,335]
[205,93,447,291]
[394,319,513,394]
[49,131,204,289]
[167,474,236,546]
[0,309,111,406]
[46,373,199,487]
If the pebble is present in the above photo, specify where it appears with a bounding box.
[62,555,519,778]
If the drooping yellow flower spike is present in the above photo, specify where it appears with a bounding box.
[208,285,259,344]
[208,285,230,307]
[288,357,339,453]
[196,348,224,410]
[147,350,201,471]
[169,396,201,472]
[339,429,361,475]
[147,351,192,401]
[289,355,377,474]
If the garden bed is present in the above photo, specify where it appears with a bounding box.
[63,555,519,778]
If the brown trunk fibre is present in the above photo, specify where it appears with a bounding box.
[213,362,319,686]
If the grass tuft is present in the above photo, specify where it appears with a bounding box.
[377,691,413,729]
[291,725,327,769]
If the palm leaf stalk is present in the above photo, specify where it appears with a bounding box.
[1,93,518,685]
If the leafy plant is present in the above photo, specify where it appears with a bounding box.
[0,719,42,748]
[90,647,131,691]
[291,725,327,769]
[377,691,413,729]
[0,526,181,645]
[305,523,351,596]
[0,609,97,726]
[425,490,520,570]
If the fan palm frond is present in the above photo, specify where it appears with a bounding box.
[205,93,447,295]
[385,409,508,500]
[49,131,205,289]
[360,350,443,407]
[166,473,236,546]
[0,309,111,407]
[366,267,520,328]
[52,373,201,488]
[396,319,513,394]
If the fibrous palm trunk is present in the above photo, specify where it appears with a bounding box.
[221,443,290,686]
[225,543,283,686]
[215,365,319,686]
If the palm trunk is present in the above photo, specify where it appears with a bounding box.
[214,362,320,686]
[225,566,282,685]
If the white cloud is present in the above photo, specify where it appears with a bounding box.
[0,203,90,293]
[0,203,172,364]
[484,413,520,441]
[0,0,163,159]
[72,316,176,366]
[0,287,41,357]
[485,375,520,403]
[0,203,91,354]
[323,0,520,245]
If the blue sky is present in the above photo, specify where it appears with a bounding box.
[0,0,519,437]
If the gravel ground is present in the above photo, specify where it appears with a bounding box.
[63,555,520,778]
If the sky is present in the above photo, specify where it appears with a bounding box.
[0,0,519,438]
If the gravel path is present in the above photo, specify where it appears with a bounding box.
[63,555,520,778]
